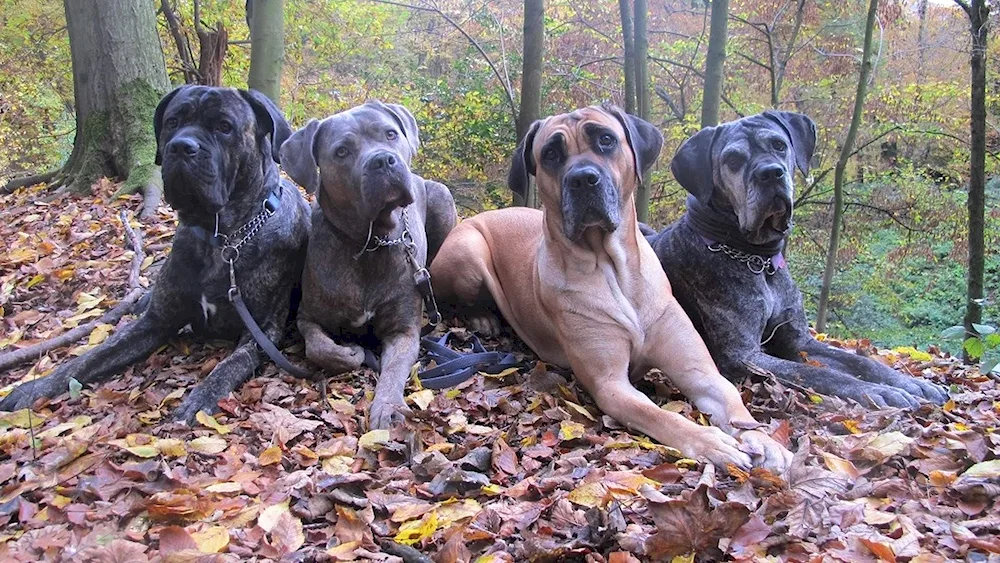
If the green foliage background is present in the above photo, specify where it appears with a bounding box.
[0,0,996,349]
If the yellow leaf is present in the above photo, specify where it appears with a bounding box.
[482,366,519,379]
[205,482,243,494]
[445,389,462,399]
[159,388,185,407]
[822,452,860,479]
[257,501,289,533]
[327,540,360,559]
[26,274,45,289]
[434,499,481,527]
[559,420,585,441]
[564,400,597,422]
[259,445,283,466]
[88,323,113,345]
[359,429,391,451]
[140,256,154,271]
[75,291,105,312]
[843,419,863,434]
[157,438,187,457]
[188,435,227,455]
[394,511,439,545]
[961,459,1000,479]
[892,346,933,362]
[0,409,45,429]
[196,411,232,435]
[809,394,824,404]
[407,389,434,410]
[671,554,695,563]
[55,268,75,281]
[321,455,354,475]
[481,484,503,496]
[191,525,229,553]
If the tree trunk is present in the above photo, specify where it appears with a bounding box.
[774,0,806,107]
[917,0,928,80]
[248,0,284,104]
[513,0,544,209]
[633,0,650,222]
[53,0,169,217]
[701,0,728,127]
[963,0,989,359]
[816,0,879,332]
[619,0,636,115]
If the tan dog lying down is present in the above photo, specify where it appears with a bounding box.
[430,106,791,471]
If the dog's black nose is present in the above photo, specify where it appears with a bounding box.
[367,152,398,172]
[566,167,602,190]
[754,163,785,183]
[167,137,200,158]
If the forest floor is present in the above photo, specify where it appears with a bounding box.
[1,181,998,563]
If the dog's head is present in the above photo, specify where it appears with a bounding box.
[153,85,291,221]
[508,105,663,241]
[280,101,420,235]
[671,111,816,245]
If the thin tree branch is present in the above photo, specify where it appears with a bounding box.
[370,0,518,124]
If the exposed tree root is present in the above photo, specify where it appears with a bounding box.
[1,169,59,194]
[0,211,146,373]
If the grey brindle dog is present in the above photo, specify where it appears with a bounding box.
[279,101,457,429]
[644,111,947,408]
[0,86,311,420]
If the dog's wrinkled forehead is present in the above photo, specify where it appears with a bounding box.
[164,87,252,125]
[535,107,627,164]
[320,106,398,145]
[716,115,791,159]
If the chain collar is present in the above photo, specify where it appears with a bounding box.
[353,208,415,260]
[217,194,279,265]
[708,242,779,275]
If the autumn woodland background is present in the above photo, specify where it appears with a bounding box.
[0,0,998,355]
[1,1,1000,561]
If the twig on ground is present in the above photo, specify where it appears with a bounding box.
[0,212,146,372]
[377,539,433,563]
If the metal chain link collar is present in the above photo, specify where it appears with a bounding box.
[708,242,778,275]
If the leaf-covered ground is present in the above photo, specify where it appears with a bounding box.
[1,183,998,562]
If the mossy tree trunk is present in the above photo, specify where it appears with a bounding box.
[52,0,170,218]
[513,0,544,209]
[248,0,284,105]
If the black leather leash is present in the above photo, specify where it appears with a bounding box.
[201,183,313,378]
[417,332,518,389]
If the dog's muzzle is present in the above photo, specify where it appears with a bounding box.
[744,165,793,243]
[361,150,414,228]
[161,133,225,213]
[561,164,621,240]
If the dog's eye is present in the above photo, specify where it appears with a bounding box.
[165,117,178,130]
[335,146,350,158]
[771,139,787,151]
[598,133,616,149]
[217,121,233,134]
[724,153,746,169]
[386,130,398,141]
[542,147,559,162]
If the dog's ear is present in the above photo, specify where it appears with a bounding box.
[153,85,190,166]
[279,119,322,193]
[671,125,721,203]
[605,104,664,184]
[507,119,542,200]
[763,110,817,176]
[368,100,420,159]
[240,89,293,163]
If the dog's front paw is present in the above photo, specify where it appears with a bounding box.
[0,375,71,412]
[305,341,366,374]
[737,429,793,474]
[895,375,948,406]
[466,312,501,337]
[368,397,411,430]
[684,426,753,471]
[841,382,920,410]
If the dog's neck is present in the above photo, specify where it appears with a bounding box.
[316,189,406,251]
[684,194,785,256]
[177,162,280,236]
